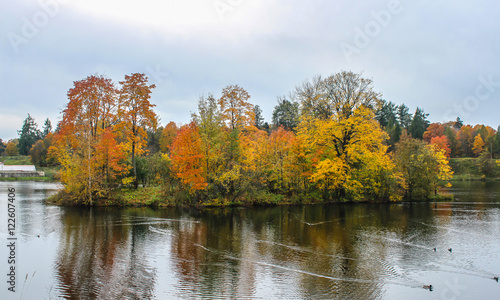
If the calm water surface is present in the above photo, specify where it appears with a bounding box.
[1,181,499,299]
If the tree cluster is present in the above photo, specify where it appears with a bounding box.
[4,71,467,205]
[164,71,452,204]
[48,73,158,204]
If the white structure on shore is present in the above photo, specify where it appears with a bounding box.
[0,162,37,171]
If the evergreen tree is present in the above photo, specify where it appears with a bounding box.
[42,118,52,138]
[397,104,412,129]
[453,117,463,130]
[409,108,429,139]
[254,105,265,129]
[375,100,398,128]
[272,96,300,131]
[493,126,500,159]
[0,138,6,156]
[17,114,41,155]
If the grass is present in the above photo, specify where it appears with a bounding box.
[0,176,53,182]
[0,155,32,165]
[449,157,500,180]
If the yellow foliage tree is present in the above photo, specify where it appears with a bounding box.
[298,106,401,201]
[472,134,485,156]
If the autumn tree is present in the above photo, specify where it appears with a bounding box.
[169,122,207,194]
[457,125,474,157]
[299,106,400,201]
[423,123,445,143]
[192,94,224,192]
[217,85,255,198]
[444,127,458,157]
[118,73,158,189]
[430,135,451,158]
[218,84,254,130]
[30,132,56,166]
[5,140,19,156]
[296,71,380,120]
[18,114,41,155]
[239,125,270,194]
[160,121,178,154]
[394,134,453,199]
[50,74,123,204]
[266,127,295,192]
[296,72,399,201]
[472,134,485,156]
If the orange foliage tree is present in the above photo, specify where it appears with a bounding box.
[430,135,451,158]
[169,122,207,194]
[423,123,445,143]
[50,74,127,204]
[118,73,158,189]
[160,121,178,154]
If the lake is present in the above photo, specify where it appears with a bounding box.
[1,181,499,299]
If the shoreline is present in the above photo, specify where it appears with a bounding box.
[46,186,455,208]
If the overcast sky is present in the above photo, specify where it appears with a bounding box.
[1,0,499,140]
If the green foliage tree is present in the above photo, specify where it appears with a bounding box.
[409,108,429,139]
[29,133,55,167]
[42,118,52,138]
[272,96,300,131]
[493,126,500,159]
[477,150,498,177]
[0,138,6,156]
[444,127,458,157]
[254,104,265,129]
[146,127,163,154]
[18,114,41,155]
[394,133,453,199]
[375,100,398,128]
[192,94,224,193]
[135,153,171,187]
[397,104,412,129]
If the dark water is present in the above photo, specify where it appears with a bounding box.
[1,181,499,299]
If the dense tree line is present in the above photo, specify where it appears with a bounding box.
[5,70,500,205]
[134,71,452,205]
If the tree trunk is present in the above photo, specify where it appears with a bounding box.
[132,140,138,189]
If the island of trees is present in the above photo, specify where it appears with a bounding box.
[1,71,500,206]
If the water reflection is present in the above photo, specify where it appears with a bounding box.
[1,181,499,299]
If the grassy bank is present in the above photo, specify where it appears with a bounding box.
[48,185,454,208]
[0,155,32,165]
[449,157,500,181]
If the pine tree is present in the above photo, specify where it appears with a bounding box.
[17,114,41,155]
